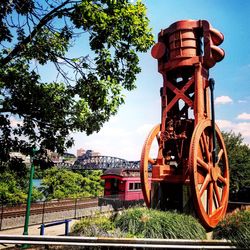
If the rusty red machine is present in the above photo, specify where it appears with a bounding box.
[140,20,229,229]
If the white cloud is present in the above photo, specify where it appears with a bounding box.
[71,122,160,160]
[216,119,233,128]
[136,123,155,136]
[237,112,250,120]
[215,96,233,105]
[99,126,131,137]
[216,119,250,145]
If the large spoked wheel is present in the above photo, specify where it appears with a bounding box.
[189,119,229,229]
[140,124,160,208]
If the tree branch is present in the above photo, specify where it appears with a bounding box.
[0,0,75,66]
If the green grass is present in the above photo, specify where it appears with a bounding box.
[72,207,206,239]
[71,216,114,237]
[114,207,206,239]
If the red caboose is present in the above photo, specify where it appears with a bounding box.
[99,168,151,208]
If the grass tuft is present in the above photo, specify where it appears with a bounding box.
[114,207,206,239]
[213,210,250,249]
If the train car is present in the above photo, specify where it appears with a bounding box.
[98,168,151,208]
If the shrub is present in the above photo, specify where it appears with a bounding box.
[213,210,250,248]
[71,216,125,237]
[72,216,112,236]
[114,207,206,239]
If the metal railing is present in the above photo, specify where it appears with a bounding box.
[0,197,99,230]
[1,197,249,231]
[0,235,237,249]
[0,195,146,230]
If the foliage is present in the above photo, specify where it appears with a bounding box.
[0,158,29,204]
[222,131,250,198]
[0,0,154,163]
[0,165,104,204]
[0,157,29,187]
[213,210,250,249]
[33,164,47,179]
[0,171,27,204]
[72,208,206,239]
[77,170,104,196]
[40,167,103,199]
[114,207,206,239]
[71,216,117,237]
[0,156,44,204]
[31,186,44,202]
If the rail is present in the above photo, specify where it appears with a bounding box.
[0,235,237,249]
[1,199,248,220]
[0,197,98,219]
[0,197,100,231]
[1,198,249,231]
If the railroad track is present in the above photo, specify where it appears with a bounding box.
[1,199,249,219]
[1,198,99,218]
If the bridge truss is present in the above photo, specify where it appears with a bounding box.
[56,155,140,170]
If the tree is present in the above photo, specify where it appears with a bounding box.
[40,167,103,199]
[222,131,250,198]
[0,0,154,161]
[79,169,104,196]
[0,172,27,204]
[0,169,43,204]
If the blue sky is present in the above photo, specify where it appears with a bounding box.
[67,0,250,160]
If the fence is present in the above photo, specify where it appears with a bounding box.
[0,197,107,230]
[98,193,144,209]
[2,196,248,231]
[0,195,145,230]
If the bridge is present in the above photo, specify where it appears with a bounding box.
[55,155,140,170]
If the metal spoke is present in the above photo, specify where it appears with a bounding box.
[201,132,210,161]
[216,149,224,165]
[197,157,210,172]
[218,174,227,185]
[199,174,210,197]
[208,182,214,215]
[214,182,222,207]
[209,134,213,154]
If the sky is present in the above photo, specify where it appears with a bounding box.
[67,0,250,160]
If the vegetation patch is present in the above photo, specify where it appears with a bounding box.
[213,210,250,249]
[71,216,124,238]
[40,168,104,200]
[72,208,206,239]
[114,207,206,239]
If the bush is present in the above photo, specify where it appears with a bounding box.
[40,168,104,200]
[213,210,250,248]
[114,207,206,239]
[0,172,27,204]
[71,216,116,237]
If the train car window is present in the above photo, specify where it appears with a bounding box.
[129,182,142,190]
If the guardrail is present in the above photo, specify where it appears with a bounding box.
[39,219,71,236]
[0,235,237,249]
